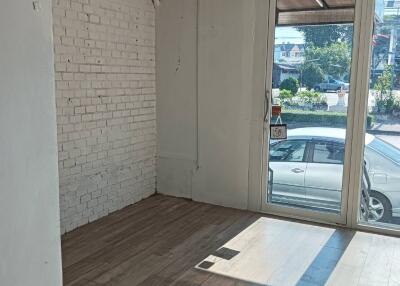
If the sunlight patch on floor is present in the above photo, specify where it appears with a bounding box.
[196,217,335,286]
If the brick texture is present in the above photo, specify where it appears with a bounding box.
[52,0,157,234]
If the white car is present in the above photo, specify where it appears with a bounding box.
[269,127,400,222]
[314,79,349,92]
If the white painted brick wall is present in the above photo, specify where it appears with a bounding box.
[52,0,157,234]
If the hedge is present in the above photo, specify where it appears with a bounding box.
[279,110,375,129]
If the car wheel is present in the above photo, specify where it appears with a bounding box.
[315,86,320,91]
[368,191,392,223]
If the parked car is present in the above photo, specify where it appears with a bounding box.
[269,127,400,223]
[314,79,349,92]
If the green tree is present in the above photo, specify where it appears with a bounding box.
[374,65,395,113]
[304,43,351,78]
[300,63,324,90]
[296,25,353,48]
[371,34,390,70]
[280,77,299,95]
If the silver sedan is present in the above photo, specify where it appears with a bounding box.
[269,128,400,222]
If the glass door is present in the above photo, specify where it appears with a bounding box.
[262,0,361,225]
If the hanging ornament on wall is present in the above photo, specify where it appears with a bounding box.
[152,0,160,8]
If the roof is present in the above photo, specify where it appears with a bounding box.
[274,63,298,70]
[287,127,375,145]
[276,43,305,53]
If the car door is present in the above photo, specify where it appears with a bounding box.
[269,139,309,205]
[328,79,337,90]
[304,140,344,212]
[321,80,329,90]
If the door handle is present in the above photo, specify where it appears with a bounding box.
[291,168,304,174]
[264,90,270,124]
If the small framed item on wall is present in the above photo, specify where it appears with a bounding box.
[270,124,287,140]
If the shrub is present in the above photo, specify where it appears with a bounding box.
[394,98,400,111]
[279,89,293,102]
[376,97,396,114]
[298,90,324,104]
[280,77,299,95]
[392,98,400,117]
[281,110,374,129]
[296,90,327,110]
[281,90,328,111]
[374,65,395,114]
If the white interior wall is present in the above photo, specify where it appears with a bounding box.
[0,1,63,285]
[156,1,269,210]
[192,0,256,209]
[156,0,198,198]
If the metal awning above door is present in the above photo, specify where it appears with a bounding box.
[277,0,355,11]
[277,0,355,26]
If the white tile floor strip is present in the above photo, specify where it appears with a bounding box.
[197,217,400,286]
[197,218,334,286]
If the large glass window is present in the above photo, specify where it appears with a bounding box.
[359,0,400,227]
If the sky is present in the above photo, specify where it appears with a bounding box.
[275,27,304,44]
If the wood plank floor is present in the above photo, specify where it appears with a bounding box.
[62,195,400,286]
[62,195,262,286]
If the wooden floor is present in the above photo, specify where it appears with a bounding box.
[62,195,400,286]
[62,195,261,285]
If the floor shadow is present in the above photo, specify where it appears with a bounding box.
[296,229,356,286]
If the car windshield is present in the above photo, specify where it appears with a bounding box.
[368,138,400,165]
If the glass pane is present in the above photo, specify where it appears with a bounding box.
[270,140,307,162]
[312,142,344,164]
[267,0,355,215]
[359,0,400,227]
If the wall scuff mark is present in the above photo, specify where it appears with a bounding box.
[152,0,160,8]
